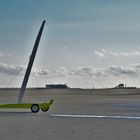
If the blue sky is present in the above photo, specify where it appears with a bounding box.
[0,0,140,88]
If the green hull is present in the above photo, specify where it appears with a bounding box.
[0,103,32,109]
[0,99,53,110]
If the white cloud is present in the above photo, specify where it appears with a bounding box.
[0,63,21,75]
[107,65,138,77]
[94,51,105,57]
[0,63,140,79]
[37,65,140,78]
[54,67,68,77]
[94,48,140,58]
[0,52,19,58]
[69,67,95,77]
[109,50,119,56]
[37,69,50,76]
[64,45,69,50]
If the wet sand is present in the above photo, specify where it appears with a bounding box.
[0,88,140,140]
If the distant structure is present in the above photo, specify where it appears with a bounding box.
[46,84,68,89]
[115,84,125,89]
[114,83,136,89]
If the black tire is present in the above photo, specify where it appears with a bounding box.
[41,107,49,112]
[31,104,40,113]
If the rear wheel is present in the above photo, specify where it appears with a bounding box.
[31,104,40,113]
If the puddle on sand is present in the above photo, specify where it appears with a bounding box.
[112,103,140,110]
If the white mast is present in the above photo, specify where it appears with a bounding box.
[18,20,46,103]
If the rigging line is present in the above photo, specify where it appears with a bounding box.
[6,56,30,88]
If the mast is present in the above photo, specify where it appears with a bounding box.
[18,20,46,103]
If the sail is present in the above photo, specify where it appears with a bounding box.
[18,20,46,103]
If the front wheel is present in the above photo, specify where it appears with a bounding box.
[41,107,49,112]
[31,104,40,113]
[40,103,49,112]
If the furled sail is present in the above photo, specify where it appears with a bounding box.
[18,20,46,103]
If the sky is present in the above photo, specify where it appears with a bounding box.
[1,0,140,88]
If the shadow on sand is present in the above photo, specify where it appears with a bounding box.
[0,110,34,117]
[0,110,50,118]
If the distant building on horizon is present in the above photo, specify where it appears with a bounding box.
[114,83,136,89]
[115,84,125,88]
[46,84,68,89]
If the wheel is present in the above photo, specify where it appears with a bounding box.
[31,104,40,113]
[41,107,49,112]
[40,103,49,112]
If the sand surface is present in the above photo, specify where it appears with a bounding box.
[0,88,140,140]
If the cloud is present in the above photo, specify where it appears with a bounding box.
[107,65,138,77]
[53,67,68,77]
[0,63,140,79]
[37,69,50,76]
[94,48,140,58]
[36,67,67,77]
[69,67,95,77]
[0,63,21,75]
[68,66,138,78]
[0,52,19,58]
[64,45,69,50]
[0,63,68,78]
[94,51,105,57]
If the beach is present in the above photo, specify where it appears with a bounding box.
[0,88,140,140]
